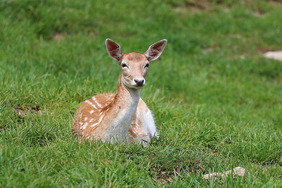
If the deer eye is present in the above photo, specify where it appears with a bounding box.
[121,63,128,69]
[144,63,149,69]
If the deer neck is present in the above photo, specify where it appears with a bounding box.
[117,77,140,107]
[102,74,141,142]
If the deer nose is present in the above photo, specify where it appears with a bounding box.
[134,79,145,86]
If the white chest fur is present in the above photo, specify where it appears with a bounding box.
[104,90,140,143]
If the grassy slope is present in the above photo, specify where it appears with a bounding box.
[0,0,281,187]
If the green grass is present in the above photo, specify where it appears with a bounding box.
[0,0,281,187]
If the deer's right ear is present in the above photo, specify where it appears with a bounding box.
[106,39,122,62]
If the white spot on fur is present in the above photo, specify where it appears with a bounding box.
[84,117,88,121]
[81,122,88,130]
[90,114,104,127]
[92,96,103,108]
[86,100,97,109]
[90,110,94,114]
[90,119,94,122]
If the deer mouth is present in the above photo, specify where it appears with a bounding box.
[126,83,145,89]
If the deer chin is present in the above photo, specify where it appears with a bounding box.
[130,84,145,90]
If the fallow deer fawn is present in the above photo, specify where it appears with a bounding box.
[72,39,167,144]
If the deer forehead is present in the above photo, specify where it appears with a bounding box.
[122,52,148,64]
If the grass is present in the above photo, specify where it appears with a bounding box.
[0,0,281,187]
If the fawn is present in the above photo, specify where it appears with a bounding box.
[72,39,167,144]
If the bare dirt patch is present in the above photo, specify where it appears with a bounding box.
[172,0,211,13]
[0,124,6,132]
[53,33,64,41]
[270,0,282,7]
[14,105,42,117]
[89,31,98,37]
[251,11,266,18]
[157,171,174,185]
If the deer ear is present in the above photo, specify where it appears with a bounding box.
[106,39,122,62]
[144,39,167,61]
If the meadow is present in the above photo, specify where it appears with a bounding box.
[0,0,281,187]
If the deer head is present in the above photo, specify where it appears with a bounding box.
[106,39,167,89]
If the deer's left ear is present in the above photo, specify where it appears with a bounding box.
[144,39,167,61]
